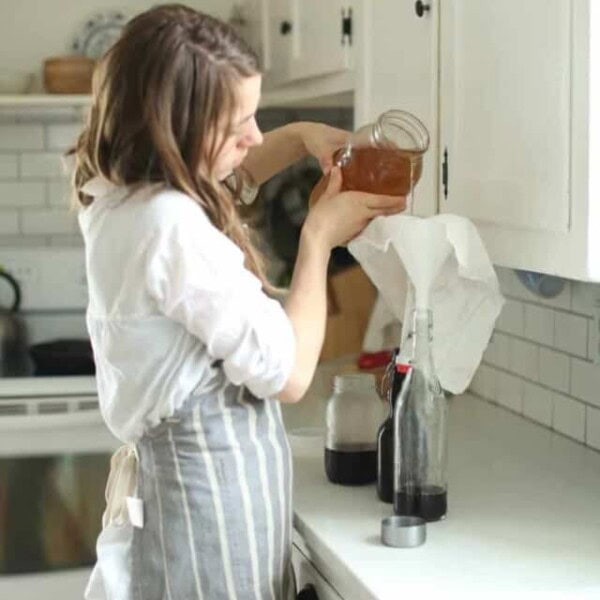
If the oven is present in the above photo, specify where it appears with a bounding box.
[0,247,118,599]
[0,379,118,600]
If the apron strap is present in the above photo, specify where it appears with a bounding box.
[102,443,144,528]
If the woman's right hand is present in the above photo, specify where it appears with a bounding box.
[303,167,407,250]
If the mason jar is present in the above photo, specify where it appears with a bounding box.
[324,373,386,485]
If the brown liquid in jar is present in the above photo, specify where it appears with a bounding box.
[338,146,423,196]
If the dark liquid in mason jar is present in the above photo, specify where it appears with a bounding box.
[394,485,447,522]
[325,448,377,486]
[338,146,423,196]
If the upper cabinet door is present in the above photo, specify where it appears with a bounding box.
[354,0,439,217]
[438,0,600,281]
[263,0,354,88]
[263,0,293,85]
[287,0,354,81]
[439,0,572,234]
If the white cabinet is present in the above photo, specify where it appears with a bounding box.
[292,540,344,600]
[354,0,439,217]
[439,0,571,234]
[358,0,600,281]
[262,0,355,89]
[439,0,600,282]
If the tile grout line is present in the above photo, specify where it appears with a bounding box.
[500,291,594,320]
[493,328,591,362]
[480,361,600,412]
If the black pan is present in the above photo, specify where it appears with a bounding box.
[28,338,95,376]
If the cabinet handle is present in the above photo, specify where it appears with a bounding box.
[280,20,292,35]
[415,0,431,17]
[297,584,319,600]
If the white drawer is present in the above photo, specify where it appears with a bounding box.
[292,542,344,600]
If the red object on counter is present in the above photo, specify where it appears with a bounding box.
[396,363,411,374]
[357,350,393,370]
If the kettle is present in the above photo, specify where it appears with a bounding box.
[0,268,32,377]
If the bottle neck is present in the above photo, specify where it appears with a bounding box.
[409,308,434,369]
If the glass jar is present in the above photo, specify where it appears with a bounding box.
[336,109,430,198]
[324,373,386,485]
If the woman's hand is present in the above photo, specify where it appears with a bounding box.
[299,123,350,174]
[303,167,407,250]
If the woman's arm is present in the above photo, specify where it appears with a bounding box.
[242,122,349,185]
[278,169,407,403]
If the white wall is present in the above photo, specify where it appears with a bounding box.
[0,1,236,82]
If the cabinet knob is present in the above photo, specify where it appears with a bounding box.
[415,0,431,17]
[280,20,292,35]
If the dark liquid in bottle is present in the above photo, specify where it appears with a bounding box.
[377,367,406,503]
[394,485,447,522]
[376,423,394,502]
[325,448,377,486]
[339,146,423,196]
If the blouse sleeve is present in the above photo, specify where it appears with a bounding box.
[145,196,295,399]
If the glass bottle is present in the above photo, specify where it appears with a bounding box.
[393,308,448,521]
[324,373,386,486]
[336,109,430,206]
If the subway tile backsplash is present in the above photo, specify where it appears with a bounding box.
[0,105,352,248]
[471,266,600,453]
[0,109,83,246]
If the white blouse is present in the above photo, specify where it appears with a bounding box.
[78,177,295,443]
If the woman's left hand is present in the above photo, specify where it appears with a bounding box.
[299,122,350,174]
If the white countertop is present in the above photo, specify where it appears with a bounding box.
[0,376,97,398]
[291,394,600,600]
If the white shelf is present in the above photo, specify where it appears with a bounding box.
[0,94,91,107]
[0,79,353,110]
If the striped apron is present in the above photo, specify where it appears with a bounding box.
[98,380,295,600]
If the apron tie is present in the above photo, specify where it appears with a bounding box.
[102,443,144,529]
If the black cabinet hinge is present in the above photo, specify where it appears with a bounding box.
[342,7,353,46]
[442,147,449,199]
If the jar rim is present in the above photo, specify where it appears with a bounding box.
[374,109,430,154]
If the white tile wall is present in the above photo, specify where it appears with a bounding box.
[570,358,600,408]
[21,208,79,235]
[553,393,586,442]
[522,382,553,427]
[495,371,524,413]
[554,312,588,358]
[496,299,525,336]
[508,338,539,380]
[587,407,600,451]
[538,348,570,394]
[20,152,66,178]
[523,304,554,346]
[0,211,18,235]
[0,124,44,150]
[471,266,600,453]
[0,182,45,207]
[0,108,83,246]
[0,154,17,178]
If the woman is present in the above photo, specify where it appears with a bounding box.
[73,4,406,599]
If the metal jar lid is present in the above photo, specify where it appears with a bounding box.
[381,516,427,548]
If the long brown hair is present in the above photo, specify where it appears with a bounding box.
[72,4,271,288]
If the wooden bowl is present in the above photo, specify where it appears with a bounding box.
[43,55,96,94]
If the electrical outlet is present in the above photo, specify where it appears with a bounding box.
[0,261,40,286]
